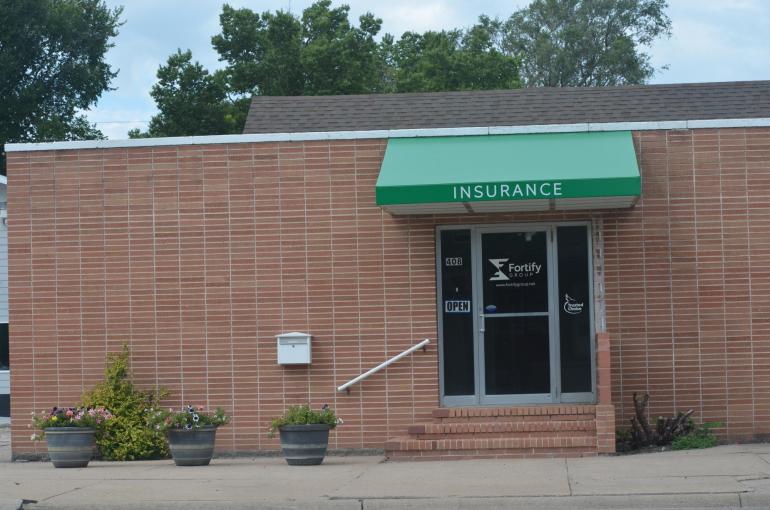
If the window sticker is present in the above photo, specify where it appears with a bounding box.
[563,294,584,315]
[445,300,471,313]
[445,257,463,267]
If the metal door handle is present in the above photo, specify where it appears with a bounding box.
[479,313,485,333]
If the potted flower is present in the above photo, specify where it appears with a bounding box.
[269,404,341,465]
[147,405,229,466]
[31,406,113,468]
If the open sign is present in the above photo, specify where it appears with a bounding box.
[445,300,471,313]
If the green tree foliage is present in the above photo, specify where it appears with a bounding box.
[212,0,385,96]
[390,16,519,92]
[81,345,169,461]
[503,0,671,86]
[140,0,671,136]
[212,6,304,96]
[299,1,384,95]
[128,50,246,138]
[0,0,121,171]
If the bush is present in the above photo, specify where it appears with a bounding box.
[671,422,720,450]
[268,404,341,438]
[81,345,169,460]
[617,392,697,452]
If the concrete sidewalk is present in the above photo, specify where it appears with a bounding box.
[3,428,770,510]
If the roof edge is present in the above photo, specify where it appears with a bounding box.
[6,117,770,153]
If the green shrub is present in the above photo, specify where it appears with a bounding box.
[268,404,340,438]
[81,345,169,460]
[671,422,721,450]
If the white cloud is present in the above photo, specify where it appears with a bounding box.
[649,0,770,83]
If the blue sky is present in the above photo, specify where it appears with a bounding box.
[90,0,770,139]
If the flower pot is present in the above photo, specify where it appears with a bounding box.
[167,426,217,466]
[278,424,330,465]
[44,427,95,468]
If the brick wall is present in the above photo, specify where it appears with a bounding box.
[7,127,770,456]
[605,128,770,438]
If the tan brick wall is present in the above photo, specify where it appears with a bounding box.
[7,128,770,456]
[605,128,770,438]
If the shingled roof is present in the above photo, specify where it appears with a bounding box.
[243,81,770,134]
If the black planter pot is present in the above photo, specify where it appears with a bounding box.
[278,424,330,465]
[167,426,217,466]
[44,427,95,468]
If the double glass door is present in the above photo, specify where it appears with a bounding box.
[439,224,594,406]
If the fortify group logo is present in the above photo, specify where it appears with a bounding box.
[489,259,510,281]
[488,258,542,280]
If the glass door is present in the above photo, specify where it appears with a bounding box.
[437,223,595,406]
[478,229,554,404]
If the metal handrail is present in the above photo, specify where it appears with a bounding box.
[337,338,430,393]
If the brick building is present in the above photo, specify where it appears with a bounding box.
[6,81,770,459]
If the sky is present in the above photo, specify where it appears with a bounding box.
[89,0,770,139]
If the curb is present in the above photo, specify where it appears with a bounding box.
[20,492,770,510]
[359,493,768,509]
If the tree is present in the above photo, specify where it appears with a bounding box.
[212,0,386,96]
[212,5,304,96]
[299,1,385,95]
[391,16,519,93]
[503,0,671,87]
[138,0,672,138]
[129,50,246,138]
[0,0,122,172]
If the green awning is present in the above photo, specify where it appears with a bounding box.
[375,131,641,214]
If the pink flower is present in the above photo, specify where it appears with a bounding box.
[65,410,73,417]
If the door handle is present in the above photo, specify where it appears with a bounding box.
[479,312,485,333]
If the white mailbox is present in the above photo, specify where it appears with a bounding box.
[276,332,312,365]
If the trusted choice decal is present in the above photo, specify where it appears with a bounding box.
[563,294,584,315]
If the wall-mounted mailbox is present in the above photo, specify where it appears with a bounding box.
[276,332,312,365]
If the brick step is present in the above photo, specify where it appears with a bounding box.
[410,431,596,440]
[384,435,596,453]
[432,405,596,422]
[409,419,596,436]
[387,447,598,461]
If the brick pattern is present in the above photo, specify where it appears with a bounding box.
[432,405,597,419]
[386,447,597,461]
[7,127,770,457]
[408,420,596,435]
[606,129,770,440]
[385,405,599,460]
